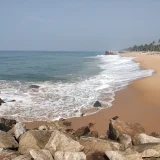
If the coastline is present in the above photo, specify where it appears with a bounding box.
[25,52,160,136]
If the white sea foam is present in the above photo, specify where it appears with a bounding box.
[0,55,154,121]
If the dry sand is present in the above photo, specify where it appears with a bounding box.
[26,52,160,136]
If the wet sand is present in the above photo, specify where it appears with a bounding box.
[25,52,160,136]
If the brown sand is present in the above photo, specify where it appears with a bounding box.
[25,52,160,136]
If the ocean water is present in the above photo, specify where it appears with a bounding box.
[0,51,154,121]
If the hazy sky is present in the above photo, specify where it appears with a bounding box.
[0,0,160,51]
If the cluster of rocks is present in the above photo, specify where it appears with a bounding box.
[104,51,118,55]
[0,117,160,160]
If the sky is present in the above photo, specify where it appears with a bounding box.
[0,0,160,51]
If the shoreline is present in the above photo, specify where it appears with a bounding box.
[25,52,160,136]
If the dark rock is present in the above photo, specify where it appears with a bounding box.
[0,98,5,105]
[65,128,74,133]
[8,100,16,102]
[0,118,17,132]
[93,101,102,107]
[111,116,118,120]
[29,85,40,89]
[63,121,71,126]
[74,126,90,137]
[105,51,117,55]
[87,151,109,160]
[108,119,145,141]
[81,113,85,117]
[89,131,98,138]
[88,123,94,128]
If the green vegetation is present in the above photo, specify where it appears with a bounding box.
[125,39,160,52]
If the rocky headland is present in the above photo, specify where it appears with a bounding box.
[0,117,160,160]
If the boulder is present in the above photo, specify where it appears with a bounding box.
[14,122,26,139]
[89,131,98,138]
[0,98,5,105]
[0,118,16,132]
[119,134,132,150]
[134,134,160,145]
[54,151,86,160]
[13,155,32,160]
[18,130,52,154]
[105,151,142,160]
[74,126,90,137]
[79,137,121,159]
[45,129,84,155]
[93,101,102,107]
[30,149,53,160]
[0,131,18,149]
[108,119,145,141]
[0,150,20,160]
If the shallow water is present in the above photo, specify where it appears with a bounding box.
[0,51,154,121]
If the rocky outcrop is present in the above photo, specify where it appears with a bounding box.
[14,122,26,139]
[105,51,117,55]
[54,151,86,160]
[0,150,20,160]
[45,129,84,155]
[150,132,160,138]
[29,149,53,160]
[135,133,160,145]
[74,126,90,137]
[18,130,52,154]
[89,131,98,138]
[0,131,18,149]
[108,119,145,141]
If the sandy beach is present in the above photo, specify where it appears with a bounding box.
[25,52,160,136]
[66,52,160,136]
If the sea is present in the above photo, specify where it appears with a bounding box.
[0,51,154,121]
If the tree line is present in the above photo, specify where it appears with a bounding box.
[125,39,160,52]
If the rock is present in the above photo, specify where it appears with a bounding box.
[18,130,52,154]
[0,131,18,149]
[88,123,94,128]
[111,116,118,120]
[150,132,160,138]
[29,85,40,89]
[79,137,121,159]
[89,131,98,138]
[14,122,26,139]
[45,129,84,155]
[54,151,86,160]
[93,101,102,107]
[13,155,32,160]
[0,98,5,105]
[105,151,142,160]
[119,134,132,150]
[74,126,90,137]
[63,121,72,126]
[141,149,160,158]
[30,149,53,160]
[81,113,85,117]
[105,51,117,55]
[38,125,49,130]
[108,119,145,141]
[0,150,20,160]
[0,118,16,132]
[135,134,160,145]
